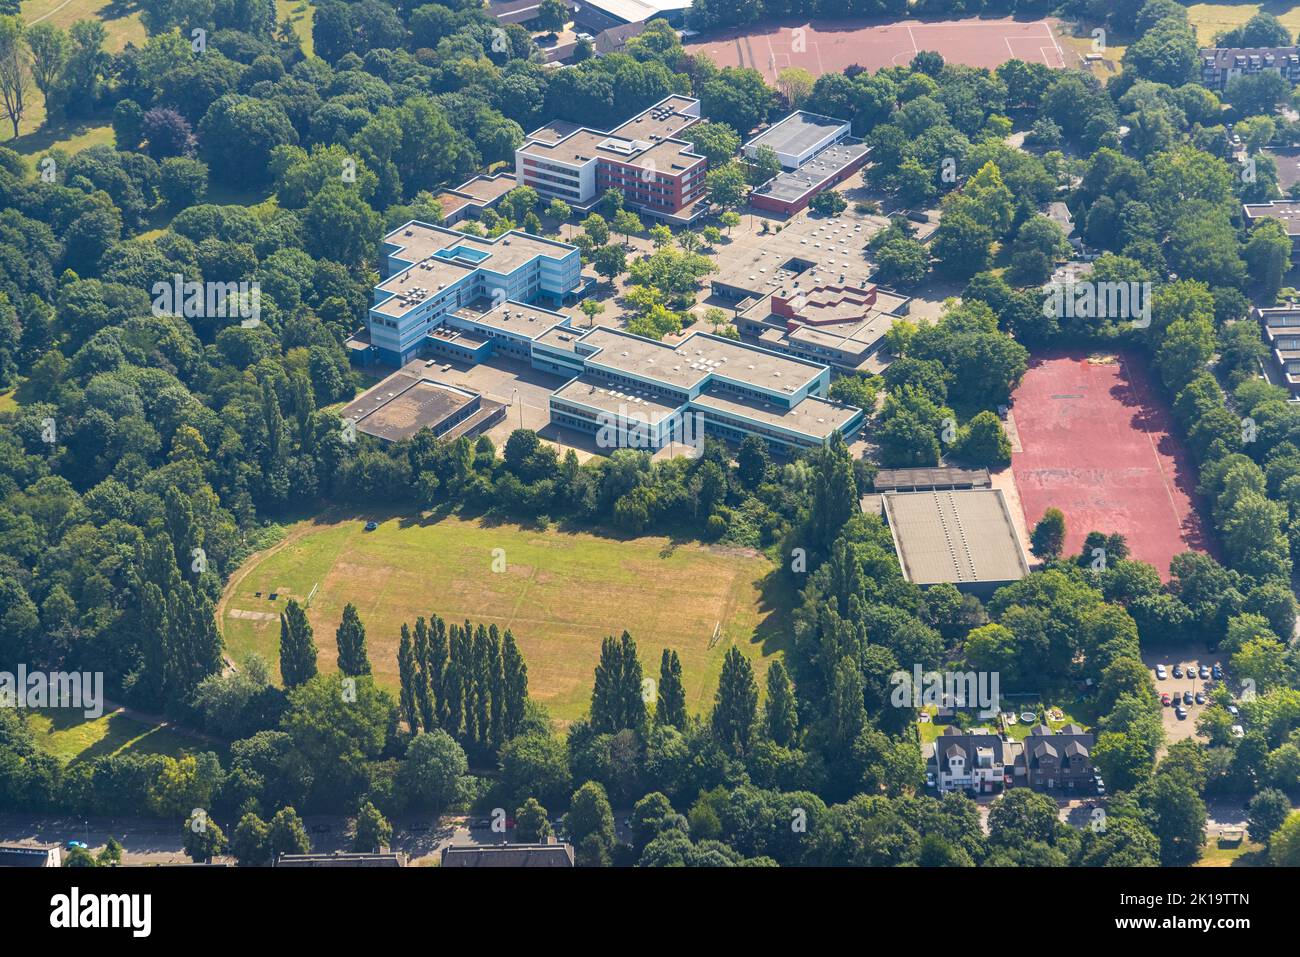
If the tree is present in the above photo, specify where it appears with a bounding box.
[399,729,468,811]
[515,797,552,842]
[231,813,271,866]
[183,815,227,863]
[763,659,797,747]
[1031,508,1066,561]
[1150,771,1206,866]
[0,16,32,138]
[711,645,757,757]
[268,807,311,858]
[689,120,741,167]
[1247,788,1291,845]
[25,22,65,108]
[875,239,928,286]
[579,299,605,328]
[612,209,643,245]
[809,190,847,217]
[335,602,371,677]
[708,161,750,210]
[279,599,318,689]
[537,0,569,32]
[565,780,616,864]
[958,411,1012,467]
[546,198,571,223]
[1270,812,1300,866]
[776,67,815,110]
[747,144,781,186]
[932,211,993,278]
[96,837,123,867]
[590,631,645,733]
[592,244,626,284]
[1245,218,1292,302]
[398,622,420,731]
[655,648,686,730]
[352,801,392,852]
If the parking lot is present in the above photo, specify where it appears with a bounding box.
[1146,652,1229,746]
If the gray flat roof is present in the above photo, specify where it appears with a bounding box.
[341,364,479,442]
[883,489,1029,587]
[746,111,848,157]
[753,140,871,204]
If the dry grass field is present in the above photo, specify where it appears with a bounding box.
[219,513,788,722]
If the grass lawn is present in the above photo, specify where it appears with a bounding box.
[219,512,786,722]
[277,0,315,56]
[1185,3,1300,44]
[24,708,194,764]
[1196,836,1267,866]
[5,116,115,165]
[0,386,19,414]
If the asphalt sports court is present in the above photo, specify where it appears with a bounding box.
[685,17,1066,82]
[1009,352,1213,580]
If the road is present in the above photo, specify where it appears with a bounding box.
[0,813,528,866]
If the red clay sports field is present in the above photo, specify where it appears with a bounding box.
[1009,352,1213,580]
[684,17,1066,82]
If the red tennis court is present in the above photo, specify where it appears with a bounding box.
[1010,352,1213,580]
[684,17,1066,82]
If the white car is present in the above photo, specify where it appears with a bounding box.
[1230,725,1245,739]
[1155,664,1167,680]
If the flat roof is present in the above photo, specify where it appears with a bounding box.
[577,0,689,23]
[1243,200,1300,236]
[693,384,858,440]
[520,96,702,172]
[746,111,849,158]
[883,489,1029,587]
[453,172,517,203]
[713,215,880,299]
[341,364,480,442]
[552,373,682,423]
[452,300,569,340]
[577,326,826,394]
[753,140,870,204]
[875,467,991,491]
[376,224,577,318]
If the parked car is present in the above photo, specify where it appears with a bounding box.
[1183,691,1194,705]
[1155,664,1167,680]
[1160,692,1171,706]
[1173,665,1183,678]
[1175,705,1188,720]
[1093,776,1106,796]
[470,818,492,830]
[1212,663,1223,680]
[925,771,936,788]
[1195,692,1206,705]
[1231,725,1245,738]
[1199,665,1210,680]
[364,520,378,531]
[1227,704,1240,717]
[65,840,88,850]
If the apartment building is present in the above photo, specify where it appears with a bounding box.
[930,726,1007,795]
[351,221,584,366]
[1200,47,1300,90]
[515,95,709,224]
